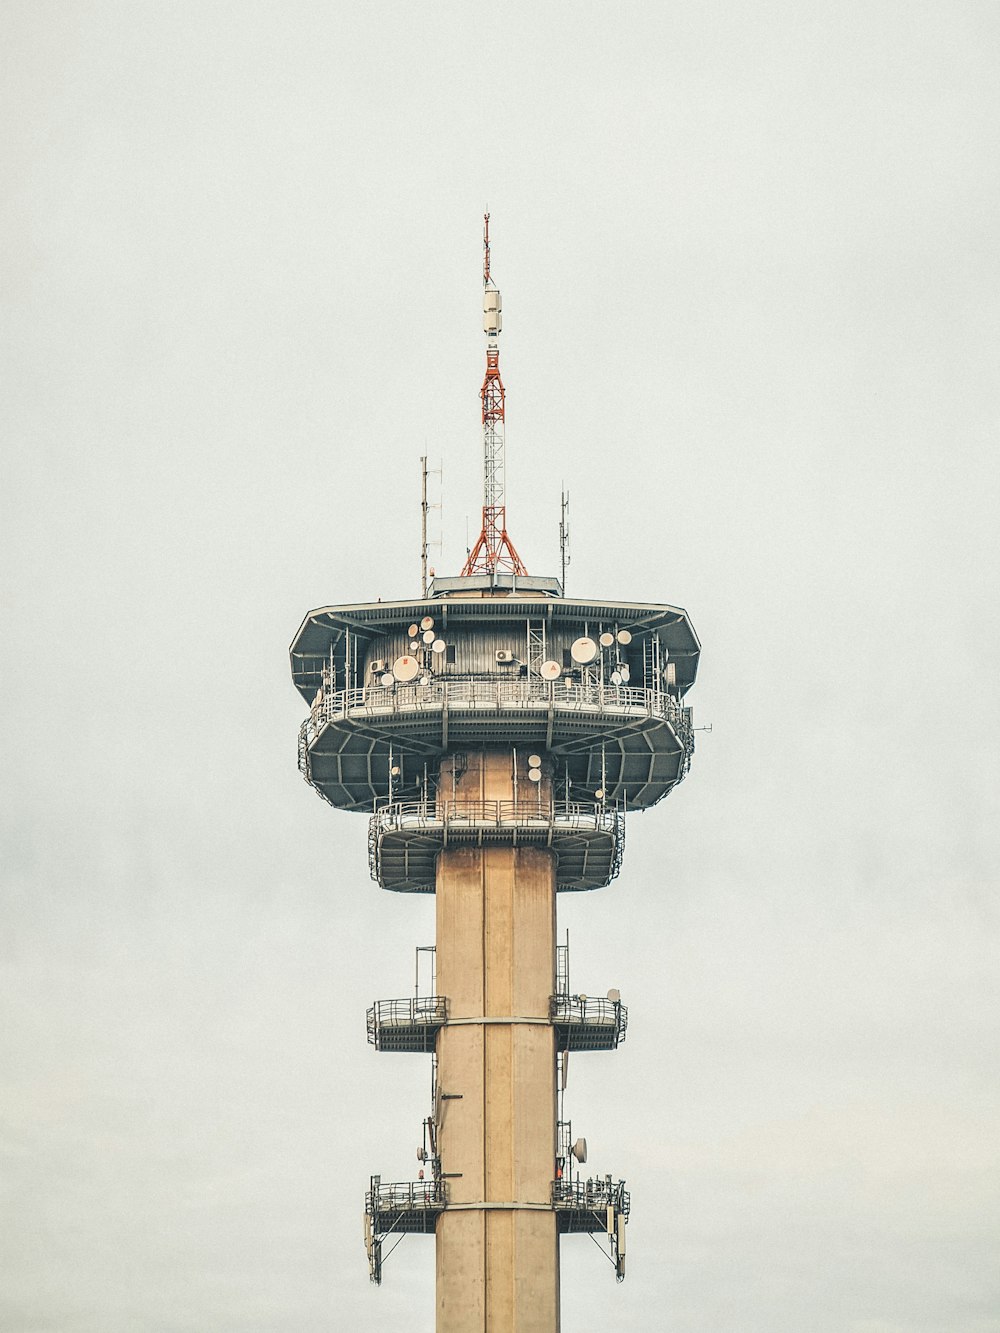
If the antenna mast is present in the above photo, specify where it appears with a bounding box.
[461,214,528,578]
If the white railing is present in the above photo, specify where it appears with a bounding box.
[300,676,693,755]
[372,798,623,837]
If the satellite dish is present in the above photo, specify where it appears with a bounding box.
[527,769,542,783]
[616,628,632,645]
[528,754,542,768]
[409,640,419,653]
[540,660,561,680]
[393,655,420,682]
[420,615,435,630]
[432,639,446,654]
[422,629,435,644]
[417,1146,427,1162]
[619,664,631,684]
[379,672,394,687]
[606,988,620,1003]
[420,674,431,686]
[594,788,605,801]
[407,624,419,638]
[570,636,598,664]
[390,765,401,777]
[610,670,623,686]
[599,631,615,647]
[571,1138,588,1164]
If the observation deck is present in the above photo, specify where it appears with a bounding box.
[290,592,700,811]
[366,996,447,1052]
[368,797,624,893]
[299,678,693,811]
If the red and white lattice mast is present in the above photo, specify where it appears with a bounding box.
[461,213,528,577]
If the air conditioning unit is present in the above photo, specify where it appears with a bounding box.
[495,650,516,664]
[370,659,387,674]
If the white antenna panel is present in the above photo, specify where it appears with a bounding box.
[616,628,633,645]
[540,660,561,680]
[393,656,420,682]
[570,636,598,664]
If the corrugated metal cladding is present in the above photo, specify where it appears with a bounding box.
[361,618,646,681]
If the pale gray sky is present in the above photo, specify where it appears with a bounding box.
[2,3,998,1331]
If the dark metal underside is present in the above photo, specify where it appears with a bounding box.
[300,682,693,811]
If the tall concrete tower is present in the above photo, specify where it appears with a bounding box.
[289,221,700,1330]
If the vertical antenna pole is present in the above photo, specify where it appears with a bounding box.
[559,487,571,592]
[421,454,429,597]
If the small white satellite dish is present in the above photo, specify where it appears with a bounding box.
[432,639,446,654]
[393,655,420,682]
[420,615,435,630]
[619,664,630,684]
[417,1146,427,1162]
[571,1138,588,1164]
[606,988,620,1003]
[599,631,615,647]
[570,636,598,665]
[616,628,633,645]
[390,765,401,777]
[407,623,419,638]
[540,660,561,680]
[379,672,394,687]
[528,754,542,768]
[422,629,435,644]
[527,769,542,783]
[610,670,623,686]
[409,640,419,653]
[594,788,605,801]
[420,674,431,686]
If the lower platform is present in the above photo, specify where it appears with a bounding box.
[369,798,625,893]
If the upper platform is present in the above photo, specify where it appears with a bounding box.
[291,583,700,812]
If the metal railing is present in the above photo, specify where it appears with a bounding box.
[550,994,628,1042]
[372,798,624,837]
[367,996,447,1044]
[300,676,693,757]
[552,1176,630,1219]
[367,1177,447,1218]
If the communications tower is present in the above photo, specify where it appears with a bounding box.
[289,217,700,1330]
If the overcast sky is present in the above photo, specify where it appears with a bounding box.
[2,4,999,1331]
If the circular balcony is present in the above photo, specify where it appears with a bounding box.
[368,798,625,893]
[299,676,694,812]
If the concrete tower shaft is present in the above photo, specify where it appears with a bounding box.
[435,753,559,1329]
